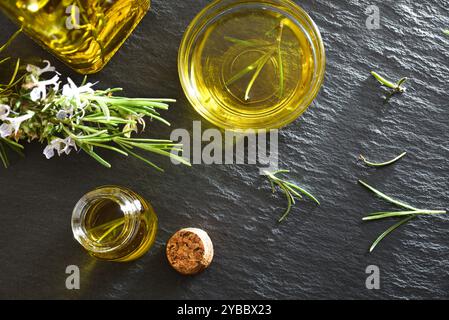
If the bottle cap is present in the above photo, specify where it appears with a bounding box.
[166,228,214,275]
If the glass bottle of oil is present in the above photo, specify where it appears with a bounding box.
[71,186,158,262]
[0,0,150,74]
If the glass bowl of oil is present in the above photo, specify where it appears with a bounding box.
[178,0,325,130]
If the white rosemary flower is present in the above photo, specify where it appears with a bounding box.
[62,78,95,107]
[26,60,60,77]
[26,75,60,102]
[0,111,35,138]
[0,104,11,120]
[21,60,61,101]
[0,123,12,138]
[43,137,77,159]
[56,109,70,120]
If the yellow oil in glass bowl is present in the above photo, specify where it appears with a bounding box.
[178,0,325,130]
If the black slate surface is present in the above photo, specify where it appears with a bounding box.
[1,0,449,300]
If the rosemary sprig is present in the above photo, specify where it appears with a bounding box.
[225,21,285,101]
[276,22,285,99]
[359,152,407,167]
[359,180,447,252]
[244,48,276,101]
[371,71,407,94]
[264,170,320,222]
[0,30,189,171]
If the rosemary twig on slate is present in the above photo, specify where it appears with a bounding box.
[359,152,407,167]
[359,180,447,252]
[371,71,407,94]
[264,170,320,222]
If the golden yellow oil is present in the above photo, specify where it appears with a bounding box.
[0,0,150,73]
[82,195,157,262]
[179,1,325,129]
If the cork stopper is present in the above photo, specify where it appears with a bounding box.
[166,228,214,275]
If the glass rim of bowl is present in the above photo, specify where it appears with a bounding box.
[178,0,326,130]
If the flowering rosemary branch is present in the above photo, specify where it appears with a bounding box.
[264,170,320,222]
[359,152,407,167]
[359,180,447,252]
[0,31,189,171]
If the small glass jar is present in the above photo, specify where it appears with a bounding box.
[0,0,151,74]
[71,186,158,262]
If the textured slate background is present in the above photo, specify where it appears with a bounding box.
[0,0,448,299]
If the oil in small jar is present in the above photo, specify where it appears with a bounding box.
[72,186,157,262]
[0,0,150,73]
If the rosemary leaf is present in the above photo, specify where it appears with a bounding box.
[96,98,111,120]
[0,27,22,53]
[3,140,25,157]
[226,53,270,86]
[87,142,129,156]
[276,22,285,98]
[0,57,11,65]
[360,152,407,167]
[0,142,9,168]
[363,210,446,221]
[7,58,20,86]
[149,113,171,126]
[132,143,191,166]
[273,169,290,175]
[83,116,132,124]
[369,215,415,252]
[87,95,172,109]
[117,137,173,143]
[358,180,418,210]
[74,130,109,140]
[1,138,24,150]
[117,142,164,172]
[284,184,303,199]
[224,36,264,47]
[80,145,112,168]
[96,220,125,242]
[396,77,408,88]
[371,71,398,89]
[244,49,275,101]
[284,181,320,205]
[113,104,139,115]
[278,184,294,223]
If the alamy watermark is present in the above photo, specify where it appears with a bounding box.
[365,265,380,290]
[170,121,279,174]
[65,265,80,290]
[65,5,81,30]
[365,5,381,30]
